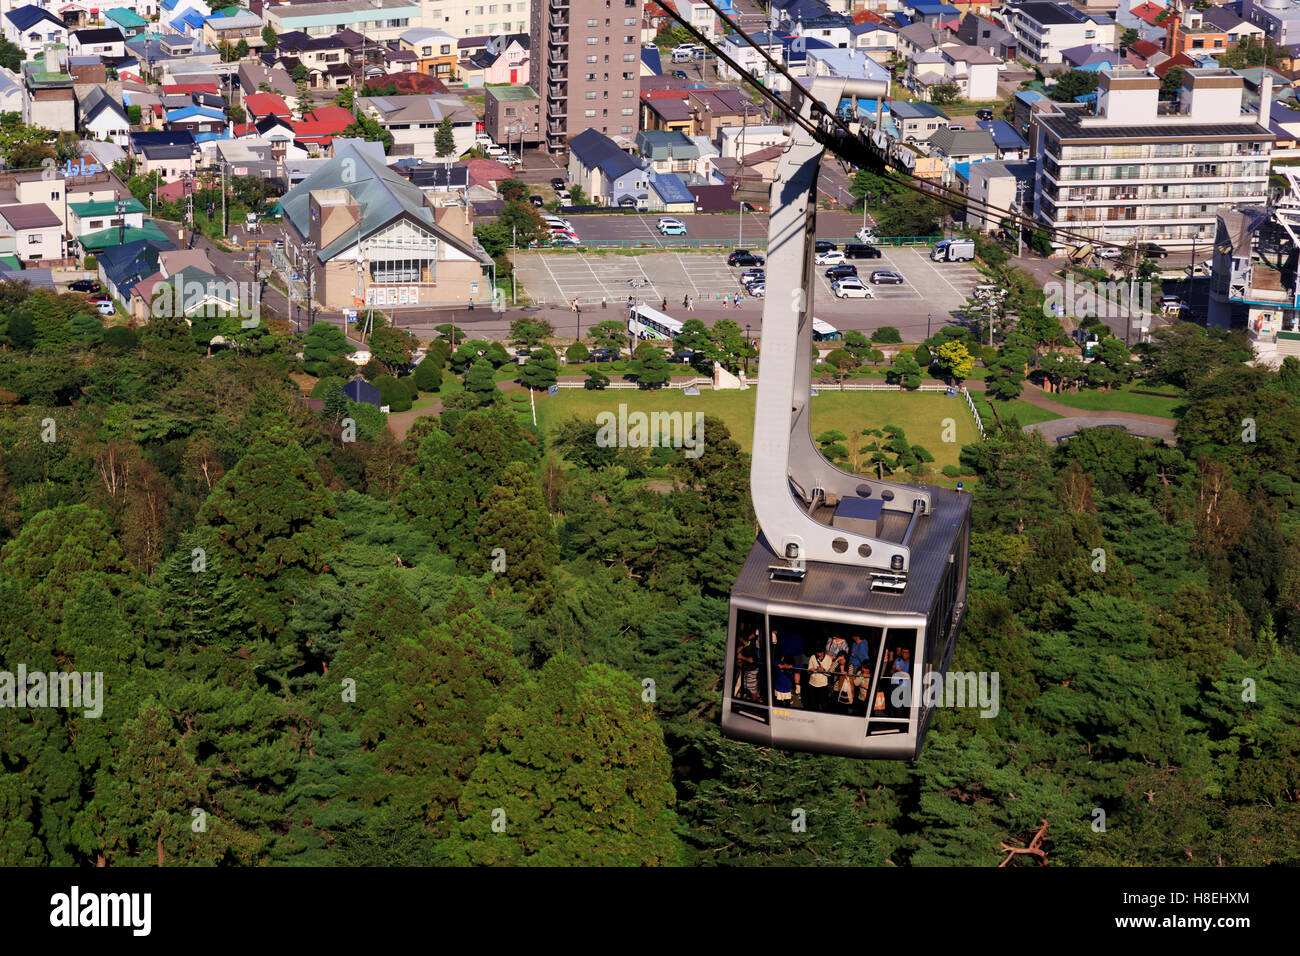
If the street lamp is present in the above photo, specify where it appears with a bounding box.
[927,312,932,338]
[303,240,317,329]
[745,322,752,375]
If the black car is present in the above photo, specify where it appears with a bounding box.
[976,108,994,121]
[814,239,837,254]
[69,279,101,293]
[825,263,858,280]
[550,177,565,190]
[729,253,764,268]
[588,348,617,363]
[844,243,882,259]
[1142,242,1169,259]
[672,70,688,80]
[529,194,544,206]
[727,249,751,265]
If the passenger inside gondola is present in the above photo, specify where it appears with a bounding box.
[732,611,767,705]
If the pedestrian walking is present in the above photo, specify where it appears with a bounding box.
[687,295,694,311]
[662,297,668,311]
[602,296,607,309]
[683,294,689,309]
[571,298,578,312]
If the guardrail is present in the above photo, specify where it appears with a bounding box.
[962,386,986,440]
[519,236,943,252]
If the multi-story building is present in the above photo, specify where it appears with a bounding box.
[263,0,419,43]
[1003,1,1116,64]
[1033,68,1273,251]
[418,0,529,37]
[1241,0,1300,46]
[531,0,642,152]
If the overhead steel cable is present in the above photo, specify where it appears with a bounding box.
[651,5,1140,255]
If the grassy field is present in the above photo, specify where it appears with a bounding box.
[533,388,980,476]
[986,398,1063,426]
[1046,386,1184,419]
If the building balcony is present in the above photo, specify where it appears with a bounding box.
[549,30,567,45]
[548,84,567,100]
[548,121,565,135]
[550,13,568,26]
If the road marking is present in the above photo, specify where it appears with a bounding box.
[537,251,566,306]
[676,253,700,297]
[908,248,964,299]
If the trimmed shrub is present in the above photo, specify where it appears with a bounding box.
[942,464,962,479]
[373,374,412,412]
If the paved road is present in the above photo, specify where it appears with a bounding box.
[1025,416,1178,444]
[556,210,868,244]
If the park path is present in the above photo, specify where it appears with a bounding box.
[1011,382,1178,427]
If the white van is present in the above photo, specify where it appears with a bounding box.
[671,47,694,63]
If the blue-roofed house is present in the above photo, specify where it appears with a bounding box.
[96,238,175,303]
[343,377,383,408]
[567,128,650,207]
[790,13,854,49]
[849,19,897,59]
[170,8,209,36]
[646,170,696,214]
[901,0,962,27]
[1012,88,1049,136]
[3,6,68,59]
[165,104,226,136]
[975,119,1030,160]
[641,46,662,76]
[890,100,949,143]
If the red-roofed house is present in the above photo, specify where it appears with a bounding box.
[372,71,448,95]
[1120,1,1171,45]
[292,105,356,152]
[852,10,884,25]
[162,83,220,97]
[157,178,195,203]
[1152,50,1195,77]
[464,157,513,191]
[244,92,291,123]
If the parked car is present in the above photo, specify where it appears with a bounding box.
[668,350,695,363]
[729,253,763,268]
[94,300,115,315]
[1098,246,1122,259]
[976,108,994,121]
[69,279,101,293]
[1142,242,1169,259]
[870,269,904,284]
[831,277,874,299]
[854,227,878,243]
[727,249,757,266]
[485,144,507,157]
[825,263,858,280]
[589,348,617,362]
[740,269,764,286]
[672,69,689,80]
[556,190,572,203]
[658,217,687,236]
[551,234,581,247]
[843,243,882,259]
[815,249,845,265]
[542,215,573,228]
[748,282,765,297]
[814,239,837,254]
[550,177,565,190]
[529,195,545,206]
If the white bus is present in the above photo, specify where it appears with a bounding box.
[812,317,842,342]
[628,303,683,341]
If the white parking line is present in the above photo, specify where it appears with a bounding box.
[676,253,700,297]
[907,248,965,299]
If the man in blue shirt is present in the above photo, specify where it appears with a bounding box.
[849,634,872,671]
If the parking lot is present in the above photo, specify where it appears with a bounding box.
[513,247,985,337]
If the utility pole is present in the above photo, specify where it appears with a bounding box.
[1015,179,1027,258]
[116,197,125,246]
[512,223,518,304]
[303,240,316,329]
[220,160,227,240]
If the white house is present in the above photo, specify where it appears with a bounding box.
[3,6,68,61]
[68,26,127,59]
[79,86,131,146]
[941,44,1001,101]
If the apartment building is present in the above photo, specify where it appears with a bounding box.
[1033,68,1274,251]
[264,0,419,42]
[1241,0,1300,46]
[531,0,642,152]
[1003,2,1116,64]
[419,0,529,37]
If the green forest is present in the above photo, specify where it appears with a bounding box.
[0,283,1298,866]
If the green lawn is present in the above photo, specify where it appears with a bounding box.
[986,398,1063,426]
[533,388,980,478]
[1046,386,1184,419]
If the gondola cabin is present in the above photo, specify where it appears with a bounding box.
[723,484,971,759]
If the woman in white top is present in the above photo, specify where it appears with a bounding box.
[806,649,835,713]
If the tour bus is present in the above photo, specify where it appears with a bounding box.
[628,302,684,341]
[812,317,842,342]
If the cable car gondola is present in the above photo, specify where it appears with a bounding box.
[720,77,972,759]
